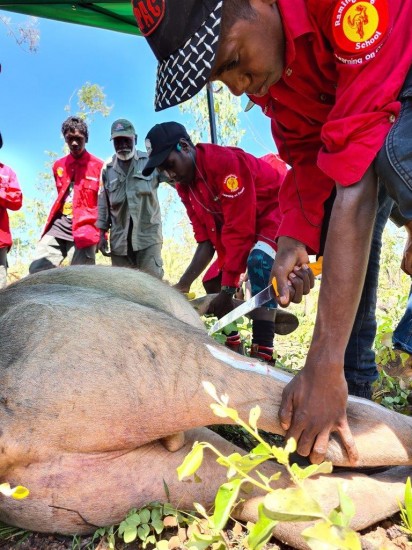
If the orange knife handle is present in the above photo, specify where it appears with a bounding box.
[308,256,323,277]
[271,277,279,297]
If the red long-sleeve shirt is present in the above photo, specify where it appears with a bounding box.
[43,151,103,249]
[250,0,412,253]
[176,144,287,287]
[0,163,23,249]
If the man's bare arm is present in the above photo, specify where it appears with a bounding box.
[277,166,379,464]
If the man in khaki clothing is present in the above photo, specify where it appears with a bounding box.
[97,119,164,278]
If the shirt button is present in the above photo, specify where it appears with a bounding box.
[285,68,293,77]
[389,114,396,123]
[211,228,215,232]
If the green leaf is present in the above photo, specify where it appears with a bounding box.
[210,403,239,420]
[151,507,162,522]
[284,437,297,454]
[249,405,261,430]
[251,443,272,457]
[336,484,356,525]
[263,488,324,522]
[156,540,169,550]
[290,461,333,481]
[404,477,412,527]
[246,503,278,550]
[137,524,151,541]
[152,518,164,534]
[140,508,151,524]
[177,444,205,480]
[211,478,244,530]
[217,452,269,476]
[122,524,138,544]
[202,381,218,401]
[223,321,238,335]
[188,532,224,550]
[302,521,361,550]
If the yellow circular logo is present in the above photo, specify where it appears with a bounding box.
[343,2,379,43]
[225,176,239,192]
[56,167,64,177]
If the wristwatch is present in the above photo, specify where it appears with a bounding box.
[221,285,237,296]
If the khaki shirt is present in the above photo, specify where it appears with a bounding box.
[97,151,164,255]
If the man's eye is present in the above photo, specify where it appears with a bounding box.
[225,58,239,72]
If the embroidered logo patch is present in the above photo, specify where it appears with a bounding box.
[56,167,64,177]
[132,0,165,36]
[222,175,244,198]
[332,0,389,64]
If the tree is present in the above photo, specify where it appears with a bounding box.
[65,82,113,122]
[178,85,245,146]
[0,15,39,52]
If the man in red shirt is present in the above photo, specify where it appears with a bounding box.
[29,116,103,273]
[136,0,412,463]
[0,161,23,288]
[143,121,303,361]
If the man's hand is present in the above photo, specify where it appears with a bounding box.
[173,280,191,294]
[207,291,234,319]
[97,232,110,256]
[401,221,412,275]
[279,360,358,465]
[271,237,313,306]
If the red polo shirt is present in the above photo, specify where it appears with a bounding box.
[0,163,23,249]
[176,145,287,287]
[250,0,412,253]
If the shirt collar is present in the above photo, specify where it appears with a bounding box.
[277,0,314,69]
[68,150,89,166]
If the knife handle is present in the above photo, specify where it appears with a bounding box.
[270,256,323,297]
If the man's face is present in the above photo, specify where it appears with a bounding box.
[159,148,195,187]
[113,136,134,156]
[64,129,86,158]
[209,0,285,98]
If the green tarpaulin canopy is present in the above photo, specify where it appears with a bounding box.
[0,1,140,36]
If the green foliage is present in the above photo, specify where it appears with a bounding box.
[178,383,361,550]
[178,85,245,146]
[399,477,412,537]
[65,82,113,121]
[92,501,188,549]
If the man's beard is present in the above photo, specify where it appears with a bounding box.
[116,146,135,161]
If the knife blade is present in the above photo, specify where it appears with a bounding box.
[208,257,323,336]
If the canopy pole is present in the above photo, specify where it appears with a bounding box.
[206,83,218,145]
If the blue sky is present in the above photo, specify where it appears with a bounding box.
[0,12,275,201]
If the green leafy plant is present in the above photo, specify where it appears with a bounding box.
[92,501,188,549]
[399,477,412,537]
[177,382,361,550]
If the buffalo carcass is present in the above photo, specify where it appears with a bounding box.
[0,266,410,549]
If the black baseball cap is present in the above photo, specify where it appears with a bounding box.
[133,0,223,112]
[142,122,190,176]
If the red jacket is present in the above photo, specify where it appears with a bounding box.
[250,0,412,253]
[176,145,287,287]
[0,163,23,249]
[43,151,103,248]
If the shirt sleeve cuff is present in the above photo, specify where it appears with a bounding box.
[276,209,321,254]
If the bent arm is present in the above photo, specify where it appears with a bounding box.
[175,241,215,293]
[279,166,378,464]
